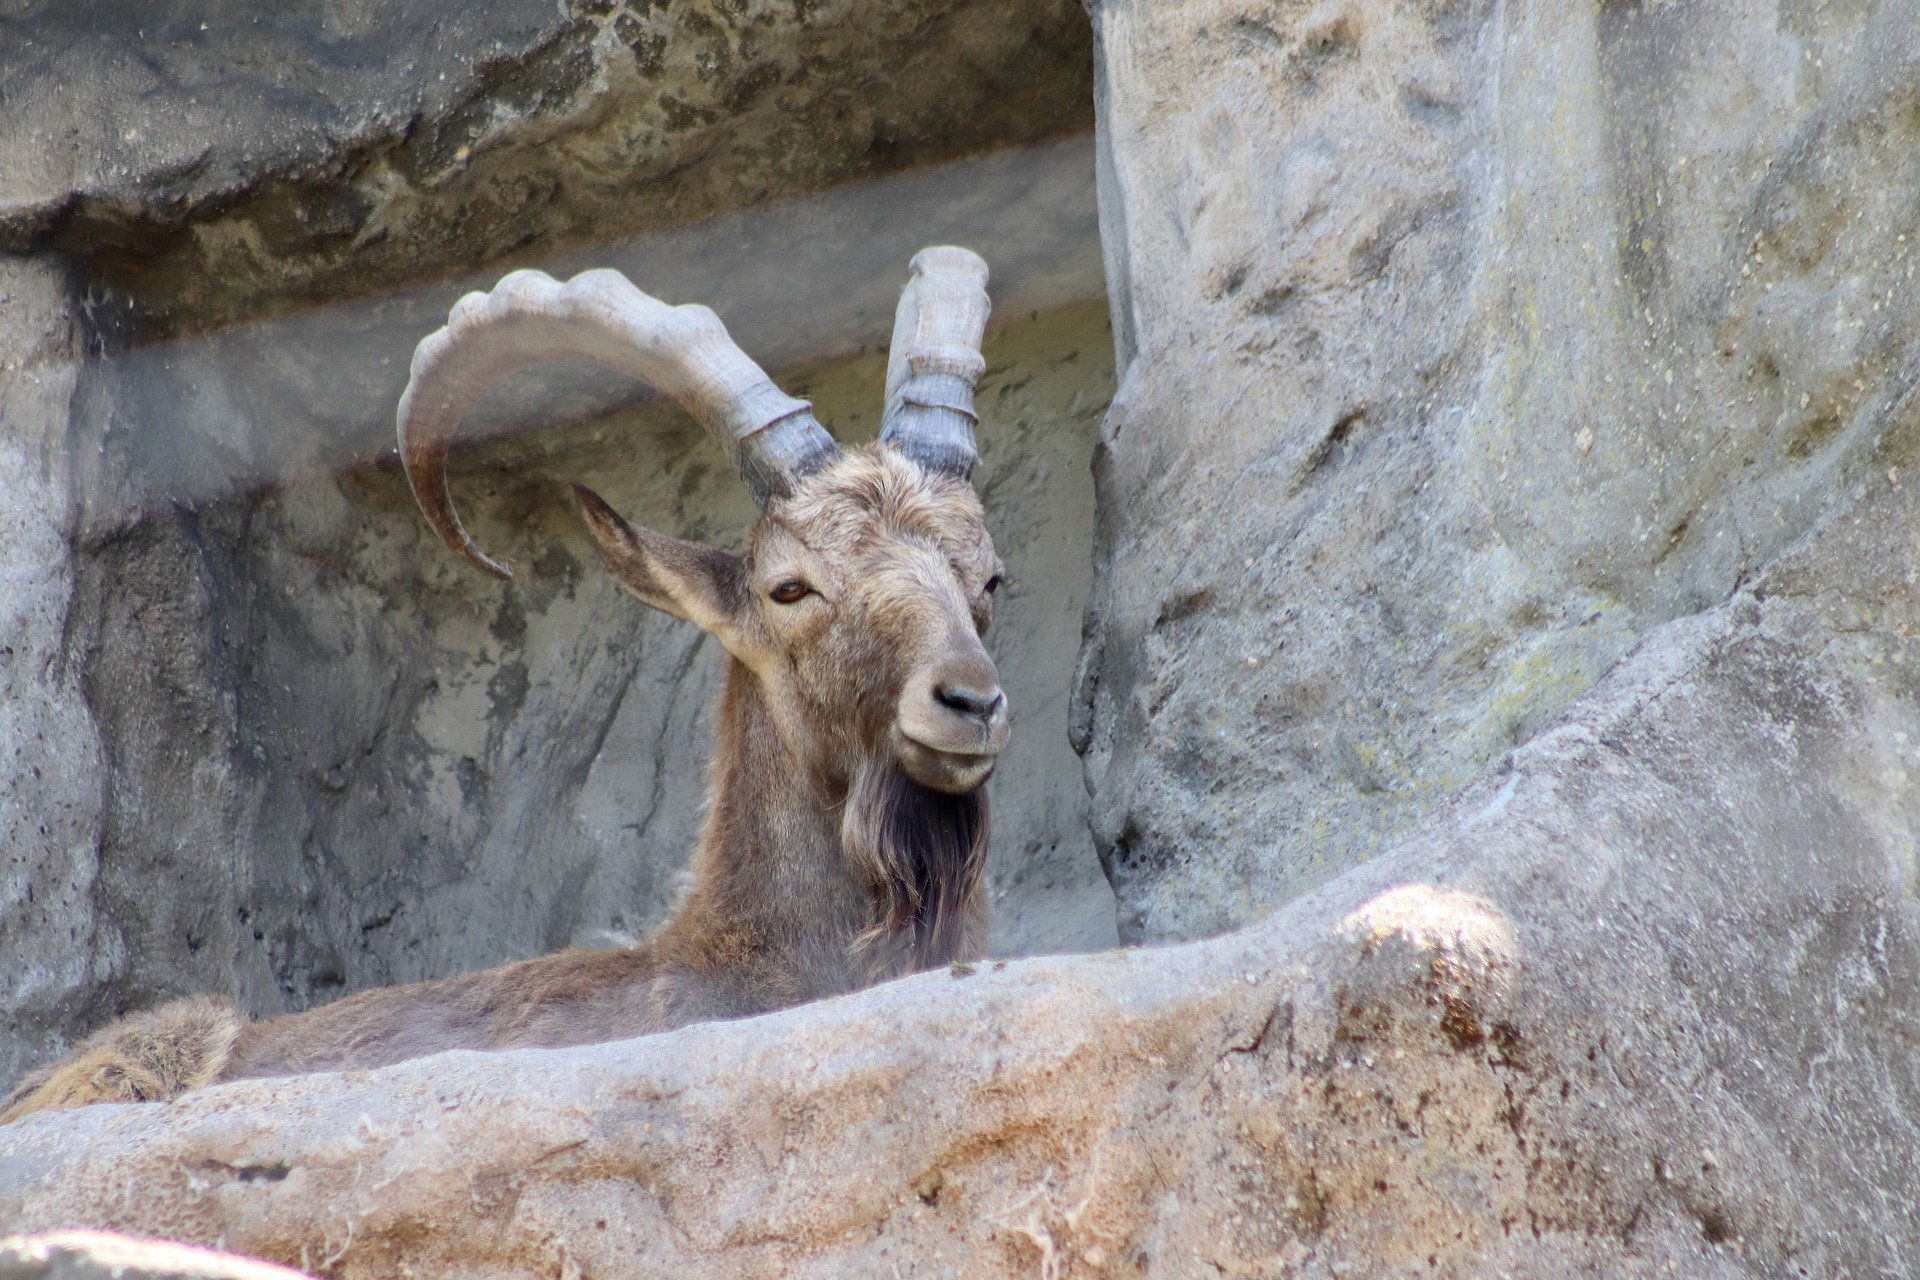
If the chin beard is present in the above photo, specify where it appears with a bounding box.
[842,755,989,973]
[894,731,997,793]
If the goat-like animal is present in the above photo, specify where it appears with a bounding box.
[3,247,1010,1123]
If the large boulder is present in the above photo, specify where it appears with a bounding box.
[1076,0,1920,941]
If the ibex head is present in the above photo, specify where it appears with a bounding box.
[396,248,1008,799]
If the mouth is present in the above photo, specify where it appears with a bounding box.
[894,729,998,794]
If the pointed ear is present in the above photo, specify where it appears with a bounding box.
[571,484,746,633]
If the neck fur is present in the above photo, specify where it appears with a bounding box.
[670,659,988,1000]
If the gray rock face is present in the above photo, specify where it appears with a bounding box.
[0,261,109,1110]
[1,0,1093,327]
[6,462,1920,1275]
[1076,0,1920,941]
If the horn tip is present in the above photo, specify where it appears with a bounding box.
[443,526,514,579]
[468,548,514,581]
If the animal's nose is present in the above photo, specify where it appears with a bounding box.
[934,682,1004,721]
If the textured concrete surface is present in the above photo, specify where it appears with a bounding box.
[1077,0,1920,941]
[6,460,1919,1275]
[0,260,109,1109]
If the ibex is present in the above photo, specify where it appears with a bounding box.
[3,246,1010,1123]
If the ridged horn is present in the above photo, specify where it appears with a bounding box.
[397,267,840,579]
[880,246,990,480]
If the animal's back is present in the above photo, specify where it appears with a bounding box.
[227,942,672,1078]
[0,996,243,1123]
[0,943,673,1122]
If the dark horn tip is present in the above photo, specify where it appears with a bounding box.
[464,544,515,581]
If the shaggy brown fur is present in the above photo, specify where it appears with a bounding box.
[1,997,241,1122]
[844,759,990,972]
[3,446,1009,1123]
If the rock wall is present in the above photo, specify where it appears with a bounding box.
[1077,0,1920,941]
[11,0,1920,1274]
[0,261,108,1102]
[0,0,1092,328]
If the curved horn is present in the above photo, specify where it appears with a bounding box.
[397,267,840,579]
[881,246,990,480]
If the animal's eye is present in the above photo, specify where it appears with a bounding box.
[983,574,1005,595]
[769,579,812,605]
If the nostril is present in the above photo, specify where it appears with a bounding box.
[934,683,1004,720]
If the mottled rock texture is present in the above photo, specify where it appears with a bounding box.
[10,0,1920,1274]
[7,465,1920,1274]
[0,0,1093,328]
[1079,0,1920,941]
[0,261,108,1109]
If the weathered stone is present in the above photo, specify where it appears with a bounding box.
[6,459,1919,1275]
[0,259,108,1091]
[0,0,1093,329]
[0,1233,304,1280]
[81,134,1105,518]
[1077,0,1920,941]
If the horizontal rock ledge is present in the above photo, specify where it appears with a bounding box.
[0,0,1093,329]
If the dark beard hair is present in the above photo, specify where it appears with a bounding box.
[841,756,989,972]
